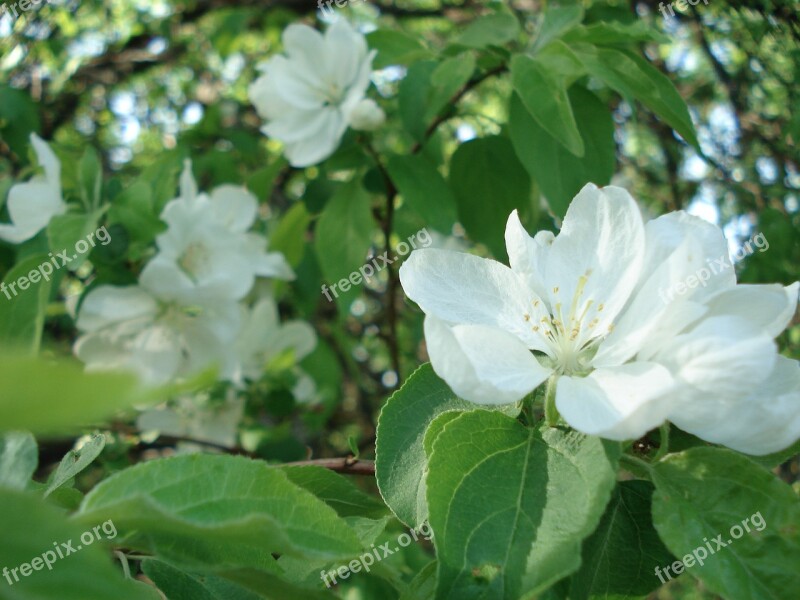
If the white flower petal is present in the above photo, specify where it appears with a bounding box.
[703,282,798,338]
[656,315,776,396]
[424,315,551,405]
[545,184,646,347]
[76,286,158,332]
[556,362,676,440]
[400,248,550,352]
[504,210,554,305]
[209,185,258,233]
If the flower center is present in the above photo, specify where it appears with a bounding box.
[527,270,610,376]
[179,242,211,281]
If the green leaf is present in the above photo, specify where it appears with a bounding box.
[425,53,477,124]
[399,561,438,600]
[108,181,164,251]
[387,154,457,233]
[77,454,364,570]
[400,61,439,141]
[749,439,800,470]
[79,146,103,210]
[142,559,262,600]
[569,481,674,600]
[314,178,375,287]
[270,202,311,268]
[651,447,800,600]
[511,49,585,156]
[0,254,53,354]
[0,85,41,156]
[449,136,532,258]
[280,465,388,519]
[563,21,669,45]
[367,30,432,68]
[456,11,521,48]
[532,5,584,51]
[426,413,620,599]
[375,364,475,528]
[575,46,699,148]
[509,86,615,218]
[47,209,105,271]
[0,488,160,599]
[0,354,148,435]
[0,431,37,490]
[44,433,106,498]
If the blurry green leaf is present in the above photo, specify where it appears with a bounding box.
[511,48,585,156]
[427,413,620,599]
[509,86,615,218]
[142,559,262,600]
[44,433,106,498]
[77,455,364,570]
[426,53,477,123]
[400,61,438,141]
[575,46,699,148]
[270,202,311,268]
[569,480,674,600]
[79,146,103,211]
[47,209,105,271]
[387,154,457,233]
[456,11,521,48]
[564,21,669,45]
[367,30,432,68]
[652,447,800,600]
[108,182,164,251]
[449,135,531,258]
[0,85,40,156]
[0,431,37,490]
[247,158,286,203]
[0,488,160,599]
[0,253,52,354]
[0,354,146,434]
[399,561,437,600]
[532,5,584,51]
[314,179,374,286]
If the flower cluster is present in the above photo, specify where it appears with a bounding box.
[0,134,66,244]
[248,20,384,168]
[74,161,315,388]
[400,184,800,456]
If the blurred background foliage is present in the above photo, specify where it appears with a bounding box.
[0,2,798,596]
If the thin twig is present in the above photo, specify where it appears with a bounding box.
[283,457,375,476]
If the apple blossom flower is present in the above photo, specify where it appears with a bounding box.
[74,285,240,385]
[399,183,800,455]
[140,161,293,304]
[248,20,382,167]
[226,297,317,391]
[0,134,66,244]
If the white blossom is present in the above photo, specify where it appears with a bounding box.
[399,183,800,455]
[248,20,380,167]
[0,134,66,244]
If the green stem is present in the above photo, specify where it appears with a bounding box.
[619,454,654,479]
[544,376,559,427]
[654,422,670,461]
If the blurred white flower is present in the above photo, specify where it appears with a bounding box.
[140,161,293,304]
[74,285,240,386]
[227,297,317,387]
[248,20,378,167]
[348,98,386,132]
[137,390,244,449]
[0,134,66,244]
[400,183,800,455]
